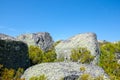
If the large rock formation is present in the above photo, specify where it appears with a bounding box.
[21,62,109,80]
[55,32,100,64]
[17,32,54,51]
[0,32,54,69]
[0,33,16,40]
[0,39,30,69]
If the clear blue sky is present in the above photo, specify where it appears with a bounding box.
[0,0,120,41]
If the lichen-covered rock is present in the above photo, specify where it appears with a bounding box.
[21,62,109,80]
[17,32,54,51]
[0,39,30,70]
[55,32,100,64]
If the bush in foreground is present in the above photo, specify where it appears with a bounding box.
[29,45,57,64]
[99,42,120,80]
[0,64,24,80]
[70,47,94,63]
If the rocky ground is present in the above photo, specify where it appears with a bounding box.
[21,62,109,80]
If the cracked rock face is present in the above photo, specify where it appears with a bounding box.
[17,32,54,51]
[55,32,100,64]
[21,62,109,80]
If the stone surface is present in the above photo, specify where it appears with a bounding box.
[55,32,100,64]
[0,32,54,69]
[21,62,109,80]
[115,53,120,64]
[17,32,54,51]
[0,39,30,69]
[0,33,16,40]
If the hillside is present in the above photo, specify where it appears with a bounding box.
[0,32,120,80]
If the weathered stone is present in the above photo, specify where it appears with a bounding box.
[17,32,54,51]
[21,62,109,80]
[55,32,100,64]
[0,39,30,70]
[0,32,54,69]
[115,53,120,64]
[0,33,16,40]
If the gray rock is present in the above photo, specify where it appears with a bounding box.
[115,53,120,59]
[21,62,109,80]
[115,53,120,64]
[0,32,54,69]
[55,32,100,64]
[0,39,30,70]
[0,33,16,40]
[17,32,54,51]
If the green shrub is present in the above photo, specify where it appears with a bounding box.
[29,45,43,64]
[1,68,15,80]
[70,47,94,63]
[43,49,56,62]
[30,74,47,80]
[53,40,61,47]
[80,66,86,72]
[54,57,64,62]
[78,74,104,80]
[99,42,120,80]
[0,65,25,80]
[14,68,24,79]
[94,75,104,80]
[28,45,57,64]
[78,74,90,80]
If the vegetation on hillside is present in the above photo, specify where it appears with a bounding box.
[29,45,43,64]
[0,41,58,80]
[70,47,94,63]
[0,64,25,80]
[99,42,120,80]
[1,39,120,80]
[78,74,104,80]
[29,74,47,80]
[53,40,61,47]
[28,41,57,64]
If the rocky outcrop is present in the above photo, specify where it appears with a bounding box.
[0,33,16,40]
[17,32,54,51]
[21,62,109,80]
[0,32,54,69]
[55,32,100,64]
[0,39,30,69]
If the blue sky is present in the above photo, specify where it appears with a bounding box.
[0,0,120,41]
